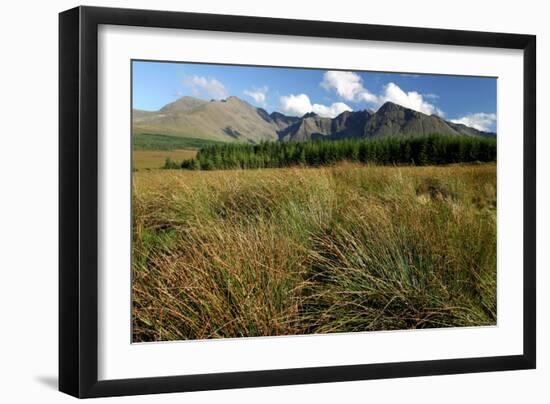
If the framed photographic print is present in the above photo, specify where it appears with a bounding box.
[59,6,536,398]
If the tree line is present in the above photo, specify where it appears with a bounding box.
[171,135,496,170]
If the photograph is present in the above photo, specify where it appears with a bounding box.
[131,60,498,343]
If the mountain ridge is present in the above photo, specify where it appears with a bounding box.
[132,96,496,144]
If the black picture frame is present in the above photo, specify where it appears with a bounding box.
[59,5,536,398]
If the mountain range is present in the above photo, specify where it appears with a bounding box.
[132,95,495,143]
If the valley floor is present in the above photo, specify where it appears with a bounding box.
[132,163,497,342]
[133,148,197,170]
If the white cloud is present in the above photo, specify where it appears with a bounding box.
[312,102,352,118]
[379,82,444,117]
[320,71,378,103]
[321,72,444,117]
[184,75,228,99]
[450,113,497,132]
[423,93,439,100]
[243,86,268,107]
[279,93,352,118]
[280,94,312,116]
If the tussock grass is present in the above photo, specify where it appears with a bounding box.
[132,163,496,342]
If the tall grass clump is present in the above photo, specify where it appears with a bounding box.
[132,163,496,342]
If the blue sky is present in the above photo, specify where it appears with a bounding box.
[132,60,497,132]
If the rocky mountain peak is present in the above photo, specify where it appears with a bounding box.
[376,101,404,114]
[159,96,207,113]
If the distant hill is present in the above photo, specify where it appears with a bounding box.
[133,96,279,143]
[133,96,495,145]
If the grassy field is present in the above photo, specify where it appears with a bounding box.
[133,149,197,170]
[133,133,227,150]
[132,163,497,342]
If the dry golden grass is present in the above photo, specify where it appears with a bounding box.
[132,163,496,342]
[133,149,197,170]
